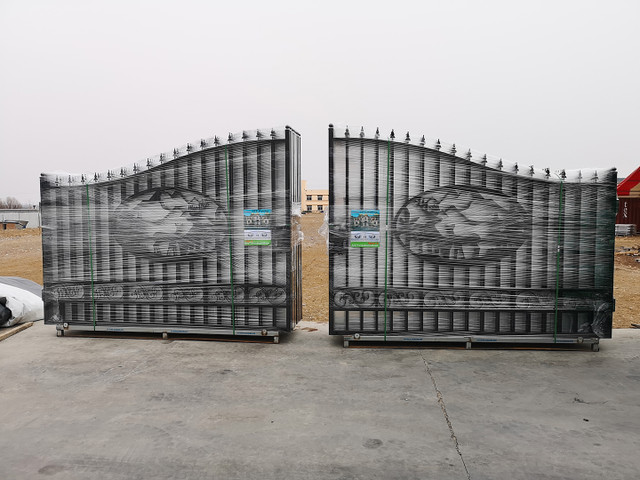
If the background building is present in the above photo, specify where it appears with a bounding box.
[1,208,41,229]
[301,180,328,213]
[616,166,640,229]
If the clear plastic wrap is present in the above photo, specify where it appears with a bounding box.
[328,125,616,339]
[40,127,302,333]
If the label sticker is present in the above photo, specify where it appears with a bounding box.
[350,209,380,248]
[244,209,271,246]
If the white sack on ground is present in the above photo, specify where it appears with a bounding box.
[0,283,44,327]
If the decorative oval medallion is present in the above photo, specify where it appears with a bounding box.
[392,185,529,263]
[113,187,227,259]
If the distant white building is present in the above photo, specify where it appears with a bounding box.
[1,208,41,229]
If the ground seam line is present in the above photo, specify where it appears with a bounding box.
[421,354,471,480]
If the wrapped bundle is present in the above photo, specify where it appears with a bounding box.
[40,127,302,337]
[329,125,616,343]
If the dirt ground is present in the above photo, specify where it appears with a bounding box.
[0,228,43,285]
[301,213,329,323]
[0,221,637,328]
[613,236,640,328]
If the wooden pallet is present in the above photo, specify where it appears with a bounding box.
[0,322,34,342]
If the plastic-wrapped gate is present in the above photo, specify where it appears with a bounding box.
[40,127,302,338]
[328,125,616,347]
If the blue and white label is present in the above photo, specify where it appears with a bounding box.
[350,209,380,247]
[244,209,272,245]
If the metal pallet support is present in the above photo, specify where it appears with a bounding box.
[56,323,281,343]
[343,333,600,350]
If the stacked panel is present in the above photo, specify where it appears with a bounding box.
[41,127,302,333]
[329,126,616,340]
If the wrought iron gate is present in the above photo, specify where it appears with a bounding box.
[328,125,616,341]
[41,127,302,335]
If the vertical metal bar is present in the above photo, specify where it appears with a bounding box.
[328,125,335,332]
[344,133,350,332]
[388,135,394,334]
[553,181,565,342]
[200,149,208,325]
[256,137,264,327]
[84,183,97,330]
[243,137,249,329]
[373,136,380,332]
[479,159,488,333]
[418,143,425,332]
[359,134,364,331]
[214,145,223,325]
[510,172,518,334]
[403,141,410,332]
[433,147,441,332]
[224,144,236,334]
[270,133,278,328]
[285,127,292,331]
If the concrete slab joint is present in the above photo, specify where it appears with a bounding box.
[422,354,472,480]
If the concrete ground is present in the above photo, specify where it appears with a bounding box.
[0,322,638,480]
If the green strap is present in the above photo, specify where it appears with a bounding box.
[553,180,564,343]
[383,139,391,341]
[224,145,236,334]
[85,183,97,331]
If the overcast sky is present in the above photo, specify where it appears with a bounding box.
[1,0,638,205]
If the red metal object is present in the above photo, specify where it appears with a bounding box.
[616,197,640,226]
[617,166,640,197]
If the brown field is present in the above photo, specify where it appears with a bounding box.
[612,236,640,328]
[1,220,637,327]
[0,228,43,285]
[301,213,329,323]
